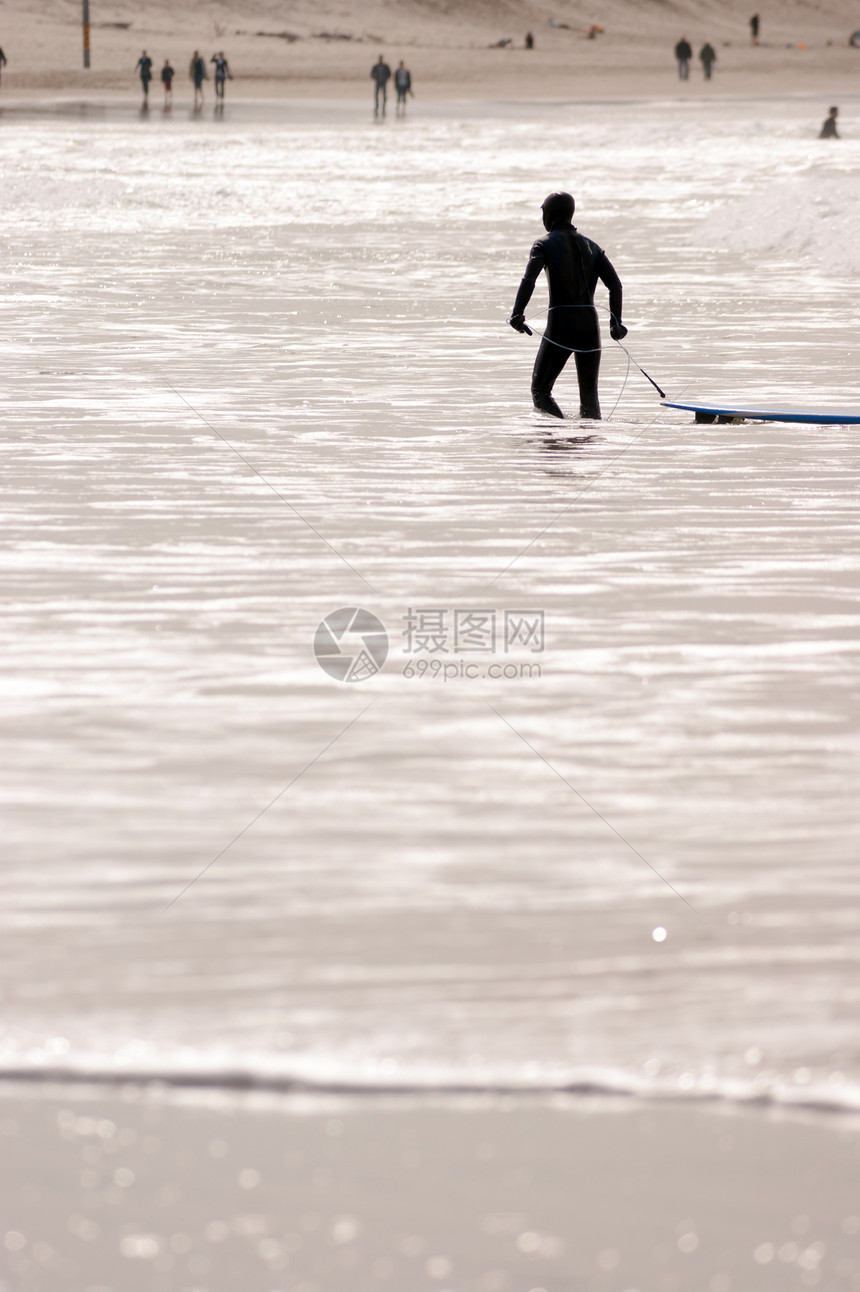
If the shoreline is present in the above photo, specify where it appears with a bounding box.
[2,1065,859,1121]
[1,1084,858,1291]
[2,86,859,115]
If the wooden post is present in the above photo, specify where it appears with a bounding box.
[82,0,91,68]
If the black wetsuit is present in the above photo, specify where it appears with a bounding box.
[512,223,623,419]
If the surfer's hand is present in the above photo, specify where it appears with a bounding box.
[509,314,532,335]
[610,320,628,341]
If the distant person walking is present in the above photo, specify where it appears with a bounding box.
[750,14,760,43]
[161,60,174,107]
[699,42,717,79]
[394,60,412,115]
[371,55,391,117]
[189,50,207,108]
[136,50,153,101]
[674,36,692,80]
[525,32,534,49]
[0,46,7,89]
[819,106,840,138]
[211,51,232,100]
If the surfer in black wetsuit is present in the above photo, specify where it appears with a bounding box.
[509,191,626,420]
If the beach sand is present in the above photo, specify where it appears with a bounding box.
[1,0,860,103]
[2,1085,859,1291]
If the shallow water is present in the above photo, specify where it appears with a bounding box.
[1,96,859,1110]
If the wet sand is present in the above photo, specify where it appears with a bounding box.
[2,1085,859,1292]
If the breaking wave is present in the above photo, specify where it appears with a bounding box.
[696,169,860,278]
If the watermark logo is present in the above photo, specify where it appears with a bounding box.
[313,607,389,682]
[314,606,544,683]
[403,608,544,655]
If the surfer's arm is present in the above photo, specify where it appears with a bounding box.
[597,252,623,328]
[597,252,626,338]
[510,242,545,325]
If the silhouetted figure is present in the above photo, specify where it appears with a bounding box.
[509,191,626,421]
[394,60,412,115]
[675,37,692,80]
[0,47,7,89]
[525,31,534,49]
[189,50,207,108]
[161,60,174,107]
[750,14,760,43]
[136,50,153,101]
[700,42,717,79]
[819,106,840,138]
[211,51,232,99]
[371,55,391,117]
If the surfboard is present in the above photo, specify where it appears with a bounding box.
[663,401,860,425]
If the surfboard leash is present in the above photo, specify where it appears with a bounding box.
[515,306,667,401]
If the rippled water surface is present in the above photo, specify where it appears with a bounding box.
[1,97,859,1108]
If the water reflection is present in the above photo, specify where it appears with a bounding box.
[532,431,599,452]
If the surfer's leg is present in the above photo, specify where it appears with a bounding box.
[531,333,569,419]
[572,317,602,419]
[574,348,601,419]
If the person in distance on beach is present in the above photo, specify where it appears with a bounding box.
[211,51,232,101]
[136,50,153,102]
[819,106,840,138]
[700,42,717,79]
[509,191,626,421]
[0,46,7,89]
[750,13,760,43]
[371,55,391,117]
[674,36,692,80]
[161,59,174,108]
[189,50,207,109]
[394,60,412,115]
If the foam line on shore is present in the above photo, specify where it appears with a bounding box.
[2,1061,859,1115]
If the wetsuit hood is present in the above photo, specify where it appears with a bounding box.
[541,191,575,230]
